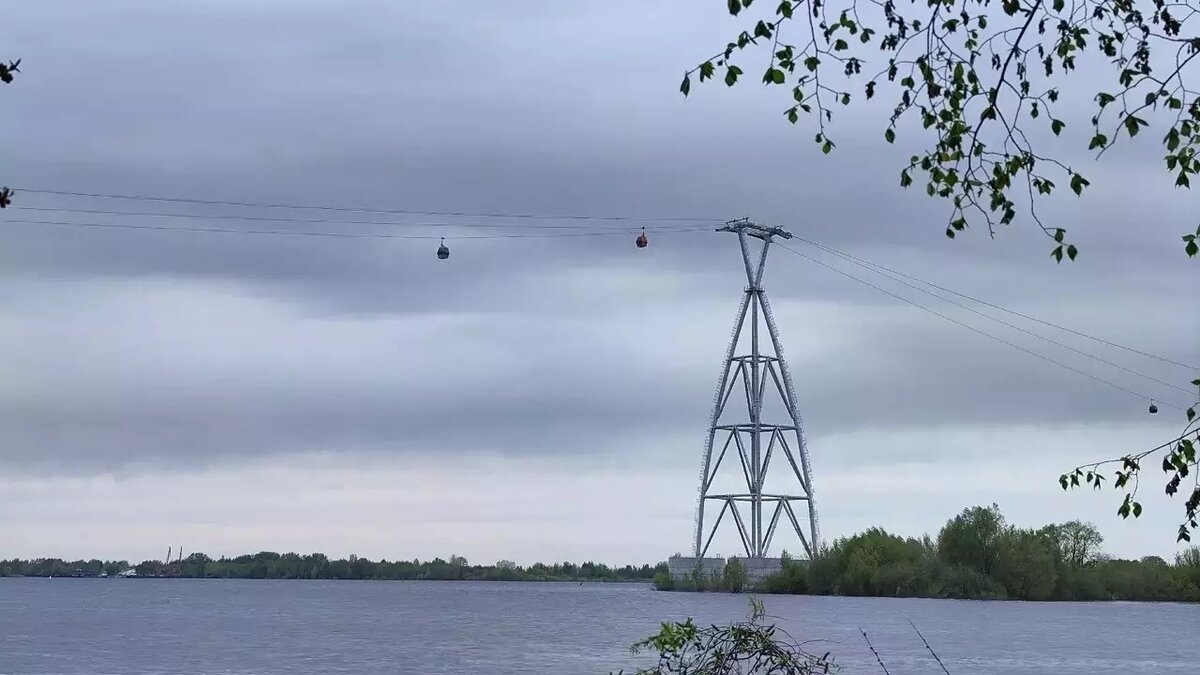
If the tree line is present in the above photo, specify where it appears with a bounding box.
[1,552,662,582]
[657,504,1200,601]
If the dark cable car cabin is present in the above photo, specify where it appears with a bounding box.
[1149,401,1158,414]
[635,228,648,248]
[437,238,450,260]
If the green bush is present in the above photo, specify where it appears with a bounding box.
[652,569,674,591]
[722,558,748,593]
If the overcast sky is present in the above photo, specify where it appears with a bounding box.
[2,1,1197,566]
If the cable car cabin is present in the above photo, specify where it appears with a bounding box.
[436,239,450,260]
[635,231,648,248]
[1149,402,1158,414]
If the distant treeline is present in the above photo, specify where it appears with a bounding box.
[658,504,1200,602]
[1,552,662,582]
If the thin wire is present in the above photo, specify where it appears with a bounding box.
[792,234,1198,371]
[791,238,1197,397]
[9,206,697,231]
[1,218,715,240]
[11,187,725,223]
[775,243,1187,410]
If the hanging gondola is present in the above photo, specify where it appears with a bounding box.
[635,227,648,249]
[436,238,450,260]
[1148,401,1158,414]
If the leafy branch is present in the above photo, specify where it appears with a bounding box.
[1061,378,1200,542]
[615,597,838,674]
[680,0,1200,258]
[1,57,19,209]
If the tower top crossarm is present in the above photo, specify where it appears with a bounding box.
[716,218,793,241]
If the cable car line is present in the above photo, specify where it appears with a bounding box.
[1,218,713,240]
[3,196,1186,407]
[791,234,1198,372]
[774,242,1189,411]
[789,237,1197,397]
[10,187,726,223]
[8,206,708,231]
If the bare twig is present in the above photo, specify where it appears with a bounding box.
[908,619,951,675]
[859,628,891,675]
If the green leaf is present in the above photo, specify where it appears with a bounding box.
[885,128,895,143]
[1066,244,1078,261]
[899,170,912,187]
[728,0,742,16]
[767,68,785,84]
[1088,133,1107,150]
[1052,246,1064,263]
[833,39,848,51]
[1054,228,1065,243]
[1070,173,1089,195]
[1132,501,1143,518]
[821,140,833,154]
[1179,172,1192,189]
[1187,240,1199,257]
[680,75,691,96]
[699,61,715,81]
[724,66,742,86]
[1124,115,1145,137]
[1051,119,1065,136]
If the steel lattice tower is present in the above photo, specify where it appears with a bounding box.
[692,219,819,559]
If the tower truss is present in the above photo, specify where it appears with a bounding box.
[692,219,819,559]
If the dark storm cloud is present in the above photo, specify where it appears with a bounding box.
[1,1,1195,476]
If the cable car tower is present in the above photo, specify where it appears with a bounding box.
[693,218,819,560]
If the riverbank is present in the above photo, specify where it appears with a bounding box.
[657,504,1200,602]
[2,554,661,583]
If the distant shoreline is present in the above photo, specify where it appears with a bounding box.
[1,554,663,584]
[10,574,653,583]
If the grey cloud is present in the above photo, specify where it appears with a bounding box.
[1,0,1195,484]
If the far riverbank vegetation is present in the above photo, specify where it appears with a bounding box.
[655,503,1200,602]
[1,554,660,582]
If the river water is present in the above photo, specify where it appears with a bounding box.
[0,578,1196,674]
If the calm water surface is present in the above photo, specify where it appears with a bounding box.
[1,578,1196,674]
